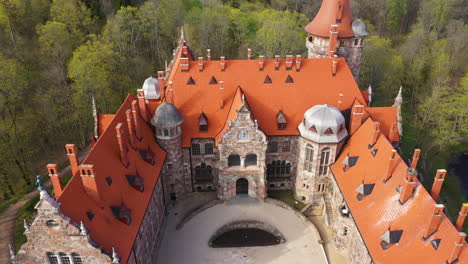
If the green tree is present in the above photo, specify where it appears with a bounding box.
[385,0,408,33]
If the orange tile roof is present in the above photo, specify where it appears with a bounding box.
[364,107,399,141]
[361,90,369,105]
[98,114,116,135]
[331,118,467,263]
[150,56,367,147]
[304,0,354,38]
[58,94,166,263]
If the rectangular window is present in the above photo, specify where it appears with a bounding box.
[304,146,314,172]
[268,141,278,153]
[204,143,214,155]
[168,163,173,170]
[319,149,330,175]
[282,141,291,152]
[192,144,201,155]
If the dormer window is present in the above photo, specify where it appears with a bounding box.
[264,75,272,84]
[187,76,195,85]
[324,128,333,134]
[380,229,403,250]
[309,126,317,132]
[209,76,217,84]
[199,112,208,132]
[285,75,294,83]
[356,183,375,201]
[110,203,132,225]
[276,110,287,130]
[126,174,144,192]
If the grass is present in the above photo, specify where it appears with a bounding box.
[268,190,306,211]
[14,194,40,251]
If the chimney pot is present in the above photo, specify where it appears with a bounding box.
[125,109,136,149]
[370,122,380,146]
[220,56,226,71]
[337,93,343,109]
[275,55,280,69]
[137,89,149,122]
[258,56,265,70]
[115,123,129,167]
[198,57,204,72]
[332,57,338,76]
[350,105,365,134]
[182,45,188,57]
[456,204,468,231]
[424,204,445,238]
[207,49,211,61]
[180,57,189,72]
[131,100,142,140]
[47,163,63,199]
[431,169,447,201]
[247,48,252,60]
[384,149,398,182]
[328,25,339,57]
[399,168,418,204]
[411,149,421,169]
[295,55,302,71]
[219,81,224,109]
[157,71,165,88]
[79,164,101,203]
[285,55,293,69]
[389,122,399,143]
[65,144,79,176]
[448,232,466,263]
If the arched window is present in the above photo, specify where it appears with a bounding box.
[238,130,248,140]
[163,129,169,137]
[304,145,314,172]
[267,160,291,178]
[47,252,59,264]
[245,154,257,166]
[319,148,331,175]
[59,252,71,264]
[228,154,241,167]
[195,163,213,183]
[71,253,82,264]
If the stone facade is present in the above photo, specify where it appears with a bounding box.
[190,138,219,192]
[265,135,299,190]
[16,192,112,264]
[306,35,365,80]
[127,179,166,264]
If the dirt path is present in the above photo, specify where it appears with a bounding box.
[0,146,90,263]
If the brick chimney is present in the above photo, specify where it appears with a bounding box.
[207,49,211,61]
[137,89,149,122]
[399,168,418,204]
[424,204,445,239]
[274,55,280,69]
[157,71,165,88]
[337,93,344,110]
[219,81,224,109]
[431,169,447,201]
[350,104,365,134]
[247,48,252,60]
[448,232,466,263]
[295,55,302,71]
[220,56,226,71]
[389,122,399,142]
[198,57,204,72]
[328,25,338,57]
[285,55,293,70]
[258,56,265,71]
[47,163,63,198]
[332,56,338,76]
[131,100,142,140]
[336,1,344,20]
[115,123,129,167]
[65,144,79,176]
[455,204,468,231]
[79,164,101,203]
[410,149,421,169]
[180,57,189,72]
[125,109,136,149]
[384,149,398,182]
[370,121,380,146]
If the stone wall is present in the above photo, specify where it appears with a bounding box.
[16,192,112,264]
[265,135,299,190]
[128,179,166,264]
[190,138,219,192]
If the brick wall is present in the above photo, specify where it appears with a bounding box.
[265,135,299,190]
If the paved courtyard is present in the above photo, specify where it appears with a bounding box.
[157,194,328,264]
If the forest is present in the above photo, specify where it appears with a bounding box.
[0,0,466,215]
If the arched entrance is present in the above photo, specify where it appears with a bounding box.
[236,178,248,195]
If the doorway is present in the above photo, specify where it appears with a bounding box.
[236,178,248,194]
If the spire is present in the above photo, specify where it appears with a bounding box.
[180,26,185,42]
[36,175,45,192]
[367,84,373,106]
[305,0,354,38]
[9,244,16,263]
[393,86,402,107]
[80,221,88,235]
[92,96,99,140]
[393,86,403,136]
[112,247,120,264]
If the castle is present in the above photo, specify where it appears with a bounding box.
[11,0,467,263]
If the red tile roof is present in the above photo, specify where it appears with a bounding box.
[331,118,467,263]
[304,0,354,38]
[58,94,166,263]
[98,114,116,135]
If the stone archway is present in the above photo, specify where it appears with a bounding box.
[236,178,248,194]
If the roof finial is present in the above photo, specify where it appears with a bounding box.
[112,247,120,264]
[9,244,16,262]
[180,26,185,41]
[393,86,402,107]
[80,221,88,235]
[367,84,372,106]
[24,219,30,232]
[92,96,99,140]
[36,175,45,192]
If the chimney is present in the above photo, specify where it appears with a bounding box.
[220,56,226,71]
[285,55,293,70]
[337,93,344,109]
[370,122,380,146]
[180,57,189,72]
[384,149,398,182]
[258,56,265,71]
[47,163,63,198]
[410,149,421,169]
[456,204,468,231]
[65,144,79,176]
[207,49,211,61]
[448,232,466,263]
[389,122,399,142]
[399,168,418,204]
[332,56,338,76]
[115,123,129,167]
[336,1,344,20]
[274,55,280,69]
[431,169,447,201]
[328,25,338,57]
[424,204,445,239]
[295,55,302,71]
[157,71,165,88]
[131,100,142,140]
[137,89,149,122]
[167,81,174,104]
[125,109,136,149]
[79,164,101,203]
[198,57,204,72]
[219,81,224,109]
[350,104,365,134]
[182,45,188,57]
[247,48,252,60]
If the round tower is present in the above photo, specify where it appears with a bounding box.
[305,0,369,80]
[295,104,348,207]
[151,102,186,203]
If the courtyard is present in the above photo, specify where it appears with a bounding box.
[157,193,328,264]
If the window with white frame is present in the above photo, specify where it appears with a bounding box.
[319,148,330,175]
[238,130,248,140]
[47,253,59,264]
[71,253,82,264]
[59,252,71,264]
[304,145,314,172]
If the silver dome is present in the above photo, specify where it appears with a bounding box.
[142,76,160,100]
[151,102,184,128]
[352,20,369,37]
[298,104,348,143]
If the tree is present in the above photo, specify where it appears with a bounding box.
[386,0,408,33]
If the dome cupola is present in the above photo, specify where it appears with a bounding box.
[142,76,160,100]
[298,104,348,143]
[352,20,369,37]
[151,102,184,128]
